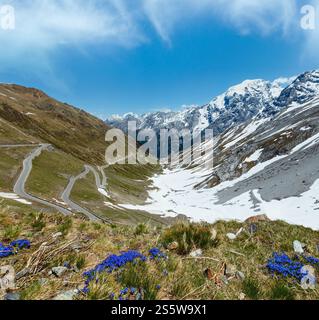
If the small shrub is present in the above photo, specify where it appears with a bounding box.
[92,222,102,231]
[31,212,46,232]
[161,223,218,254]
[120,261,160,300]
[76,255,86,270]
[242,278,261,300]
[79,222,88,233]
[270,283,295,300]
[20,281,41,300]
[135,223,149,236]
[3,225,21,240]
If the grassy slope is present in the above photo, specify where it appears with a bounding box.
[70,169,168,226]
[1,203,319,301]
[105,163,162,205]
[25,149,84,201]
[0,147,34,191]
[0,84,111,165]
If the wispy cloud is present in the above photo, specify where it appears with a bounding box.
[0,0,314,84]
[143,0,299,43]
[0,0,146,87]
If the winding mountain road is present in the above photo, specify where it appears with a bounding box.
[2,143,111,222]
[13,144,73,216]
[61,165,112,223]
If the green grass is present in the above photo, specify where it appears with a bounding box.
[242,278,261,300]
[270,282,295,300]
[70,172,103,203]
[161,223,219,254]
[2,202,319,301]
[119,261,160,300]
[26,149,84,200]
[105,163,161,205]
[0,147,34,191]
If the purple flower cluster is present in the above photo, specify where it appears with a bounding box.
[82,250,147,293]
[267,252,319,281]
[82,248,166,295]
[303,255,319,266]
[116,287,143,301]
[267,253,305,280]
[0,239,31,258]
[149,248,167,260]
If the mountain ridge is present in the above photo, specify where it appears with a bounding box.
[106,72,319,137]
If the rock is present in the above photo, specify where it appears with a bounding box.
[72,265,80,273]
[239,292,246,300]
[71,243,83,252]
[227,227,244,240]
[0,266,16,291]
[245,214,270,224]
[4,292,20,301]
[53,289,79,301]
[51,266,68,278]
[293,240,304,254]
[225,264,237,277]
[38,278,49,286]
[52,232,63,238]
[303,265,316,276]
[220,275,229,285]
[210,228,217,240]
[226,233,237,240]
[236,271,245,281]
[301,265,316,290]
[16,268,29,280]
[190,249,203,258]
[167,242,178,251]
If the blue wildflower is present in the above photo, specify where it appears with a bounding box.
[266,253,305,280]
[82,250,147,294]
[10,239,30,250]
[120,288,129,296]
[0,239,31,259]
[149,248,166,260]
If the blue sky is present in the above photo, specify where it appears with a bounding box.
[0,0,318,118]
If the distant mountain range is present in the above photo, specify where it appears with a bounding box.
[113,70,319,229]
[106,70,319,136]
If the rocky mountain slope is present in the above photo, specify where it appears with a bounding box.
[118,71,319,230]
[106,71,319,139]
[106,75,299,135]
[0,84,111,164]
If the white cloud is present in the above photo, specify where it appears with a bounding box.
[0,0,146,86]
[0,0,314,82]
[0,0,145,49]
[143,0,299,43]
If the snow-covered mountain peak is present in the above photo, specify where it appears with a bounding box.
[106,70,319,137]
